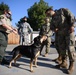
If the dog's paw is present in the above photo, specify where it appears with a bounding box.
[35,65,38,68]
[8,66,12,68]
[33,65,38,67]
[30,70,34,73]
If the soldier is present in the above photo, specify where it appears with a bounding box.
[18,16,33,45]
[0,9,17,65]
[39,17,52,57]
[45,8,62,64]
[45,8,75,74]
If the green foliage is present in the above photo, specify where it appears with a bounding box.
[27,0,53,31]
[16,0,53,30]
[0,2,9,15]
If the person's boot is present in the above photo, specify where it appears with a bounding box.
[67,61,74,74]
[1,58,9,65]
[52,55,62,64]
[55,57,68,69]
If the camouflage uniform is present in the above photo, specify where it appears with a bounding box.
[18,22,33,45]
[50,8,75,72]
[39,17,52,55]
[55,32,61,56]
[0,14,12,62]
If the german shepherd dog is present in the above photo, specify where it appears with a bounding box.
[8,35,47,72]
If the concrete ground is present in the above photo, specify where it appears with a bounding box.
[0,45,76,75]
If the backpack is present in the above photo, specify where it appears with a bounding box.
[58,8,75,25]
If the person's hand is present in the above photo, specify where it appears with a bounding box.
[55,28,58,32]
[13,28,17,32]
[70,26,74,33]
[43,35,47,40]
[12,29,18,34]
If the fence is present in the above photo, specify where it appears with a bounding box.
[8,32,20,44]
[8,31,39,45]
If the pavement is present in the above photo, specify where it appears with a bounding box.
[0,45,76,75]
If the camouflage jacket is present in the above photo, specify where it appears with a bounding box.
[50,8,75,32]
[39,23,52,37]
[18,22,33,35]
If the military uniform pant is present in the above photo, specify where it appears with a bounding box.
[40,37,51,54]
[0,31,8,62]
[58,32,75,62]
[46,37,51,53]
[68,32,75,62]
[55,32,61,55]
[24,33,29,45]
[19,33,29,45]
[19,35,24,45]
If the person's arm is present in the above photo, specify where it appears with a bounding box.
[18,26,21,34]
[27,23,33,33]
[0,16,17,34]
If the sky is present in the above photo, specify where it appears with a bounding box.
[0,0,76,34]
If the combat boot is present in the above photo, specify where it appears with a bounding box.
[1,58,9,65]
[67,61,74,74]
[55,57,68,69]
[52,55,62,64]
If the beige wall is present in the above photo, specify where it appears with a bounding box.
[8,31,39,45]
[8,32,20,44]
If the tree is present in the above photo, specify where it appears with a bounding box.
[0,2,9,15]
[27,0,53,31]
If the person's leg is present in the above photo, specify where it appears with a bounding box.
[40,41,45,55]
[55,34,68,68]
[52,34,62,64]
[24,33,29,45]
[0,46,6,63]
[0,32,9,65]
[44,37,51,57]
[67,32,75,74]
[26,34,29,45]
[19,35,23,45]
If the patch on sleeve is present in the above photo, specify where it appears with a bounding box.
[0,16,4,19]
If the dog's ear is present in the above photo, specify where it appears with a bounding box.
[34,36,38,42]
[34,36,41,42]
